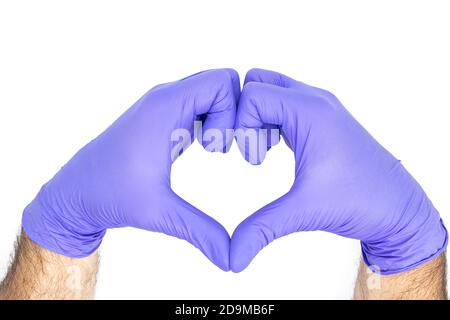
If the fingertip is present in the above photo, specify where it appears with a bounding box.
[200,218,231,272]
[231,261,248,273]
[200,114,235,153]
[230,245,252,273]
[211,237,231,272]
[199,229,231,272]
[230,233,257,273]
[229,200,292,273]
[200,135,227,153]
[234,129,268,165]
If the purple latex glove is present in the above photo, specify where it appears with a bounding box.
[22,69,240,271]
[231,68,447,274]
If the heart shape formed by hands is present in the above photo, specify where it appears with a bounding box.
[22,68,447,276]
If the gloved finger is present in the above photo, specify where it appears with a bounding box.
[230,192,299,272]
[157,191,231,271]
[244,68,300,88]
[244,68,335,101]
[235,81,301,164]
[178,69,240,153]
[263,123,281,151]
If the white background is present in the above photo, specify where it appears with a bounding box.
[1,0,449,299]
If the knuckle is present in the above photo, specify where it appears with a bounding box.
[245,68,262,80]
[214,68,233,85]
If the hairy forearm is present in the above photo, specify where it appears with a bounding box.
[0,230,98,300]
[353,253,447,300]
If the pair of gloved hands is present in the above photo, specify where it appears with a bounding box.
[22,68,447,274]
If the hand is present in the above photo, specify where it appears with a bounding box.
[22,69,240,271]
[231,68,448,274]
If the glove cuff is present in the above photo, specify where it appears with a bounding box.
[22,195,105,258]
[361,201,448,275]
